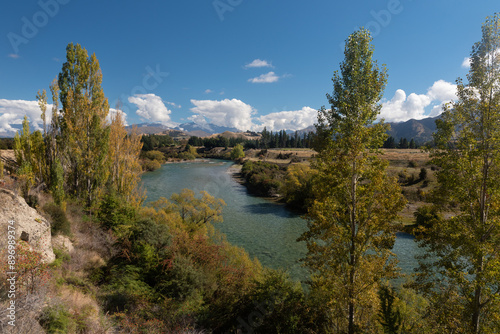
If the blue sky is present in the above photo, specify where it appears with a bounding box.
[0,0,498,135]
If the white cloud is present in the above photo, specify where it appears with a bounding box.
[248,71,280,84]
[244,59,273,69]
[462,57,471,68]
[254,107,317,132]
[190,98,255,131]
[0,99,49,136]
[379,80,458,122]
[8,54,19,59]
[128,93,178,127]
[107,108,128,126]
[204,89,213,94]
[427,79,457,101]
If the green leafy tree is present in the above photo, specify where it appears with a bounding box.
[417,14,500,333]
[57,43,110,209]
[299,28,406,334]
[230,143,245,160]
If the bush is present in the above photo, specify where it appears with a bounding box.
[144,150,165,162]
[408,160,418,168]
[39,304,75,334]
[178,152,196,160]
[414,205,442,232]
[142,159,161,171]
[98,192,136,230]
[43,203,71,236]
[419,167,427,181]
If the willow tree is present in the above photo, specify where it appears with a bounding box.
[299,28,406,334]
[417,14,500,333]
[57,43,110,209]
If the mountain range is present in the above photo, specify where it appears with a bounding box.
[126,117,440,143]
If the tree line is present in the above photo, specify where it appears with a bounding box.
[188,129,316,149]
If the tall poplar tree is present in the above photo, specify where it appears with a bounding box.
[57,43,110,209]
[299,28,406,334]
[417,14,500,333]
[108,105,143,201]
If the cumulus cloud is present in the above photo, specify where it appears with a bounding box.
[128,93,178,127]
[244,59,273,69]
[254,107,317,132]
[248,71,280,84]
[0,99,48,136]
[107,108,129,126]
[379,80,457,123]
[190,99,255,131]
[427,80,457,101]
[462,57,471,68]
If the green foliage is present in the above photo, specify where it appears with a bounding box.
[378,285,401,334]
[17,161,35,200]
[418,167,427,181]
[213,270,310,333]
[282,164,317,212]
[39,305,74,334]
[413,205,441,232]
[230,143,245,160]
[50,158,65,208]
[300,28,406,333]
[98,192,136,230]
[141,134,174,151]
[407,160,417,168]
[241,160,285,197]
[43,202,71,236]
[141,159,161,171]
[144,150,165,162]
[417,13,500,332]
[57,42,110,209]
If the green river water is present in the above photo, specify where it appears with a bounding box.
[140,159,421,282]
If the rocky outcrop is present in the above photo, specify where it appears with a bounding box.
[0,188,55,263]
[52,234,74,253]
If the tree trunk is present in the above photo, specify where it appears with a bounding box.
[349,161,357,334]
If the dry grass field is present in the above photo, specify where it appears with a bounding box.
[242,148,435,226]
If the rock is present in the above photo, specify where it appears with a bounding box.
[0,188,55,263]
[52,235,74,253]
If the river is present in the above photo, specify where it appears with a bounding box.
[140,159,421,282]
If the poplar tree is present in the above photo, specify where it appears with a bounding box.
[299,28,405,333]
[57,43,110,209]
[417,14,500,333]
[108,105,143,201]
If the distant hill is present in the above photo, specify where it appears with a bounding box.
[176,122,240,135]
[209,131,262,141]
[293,117,439,144]
[386,116,439,143]
[125,117,440,144]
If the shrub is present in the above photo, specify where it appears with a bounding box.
[230,144,245,160]
[39,304,75,334]
[414,205,442,232]
[419,167,427,181]
[408,160,417,168]
[43,203,71,236]
[98,192,136,230]
[178,152,196,160]
[144,150,165,162]
[142,159,161,171]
